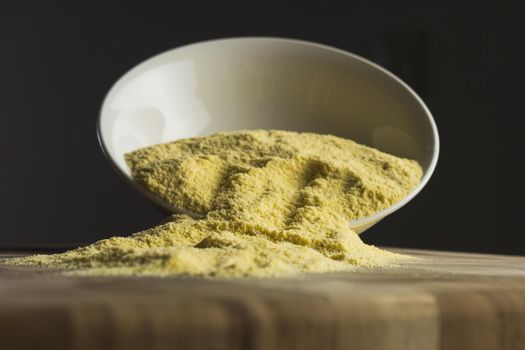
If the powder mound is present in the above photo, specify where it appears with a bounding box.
[4,130,423,278]
[127,130,422,231]
[7,216,400,278]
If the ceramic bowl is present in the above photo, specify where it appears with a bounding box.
[98,37,439,234]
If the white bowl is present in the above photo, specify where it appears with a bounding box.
[98,37,439,234]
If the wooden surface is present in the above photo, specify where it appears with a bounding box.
[2,248,525,350]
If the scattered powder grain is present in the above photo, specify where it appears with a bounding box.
[5,130,423,277]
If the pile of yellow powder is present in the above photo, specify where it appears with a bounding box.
[5,130,423,278]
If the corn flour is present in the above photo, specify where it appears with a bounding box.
[6,130,423,277]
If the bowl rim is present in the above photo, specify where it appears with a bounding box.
[97,36,440,229]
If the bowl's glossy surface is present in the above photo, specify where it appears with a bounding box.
[98,37,439,234]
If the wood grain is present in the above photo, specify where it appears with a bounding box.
[1,248,525,350]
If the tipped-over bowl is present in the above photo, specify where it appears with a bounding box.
[98,37,439,234]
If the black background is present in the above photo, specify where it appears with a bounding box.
[1,2,522,254]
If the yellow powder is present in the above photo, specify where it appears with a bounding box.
[4,130,423,278]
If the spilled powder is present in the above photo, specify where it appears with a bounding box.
[5,130,423,278]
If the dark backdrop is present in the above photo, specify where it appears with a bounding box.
[1,2,522,254]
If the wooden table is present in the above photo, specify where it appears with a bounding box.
[1,248,525,350]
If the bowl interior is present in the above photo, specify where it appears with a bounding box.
[99,38,439,231]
